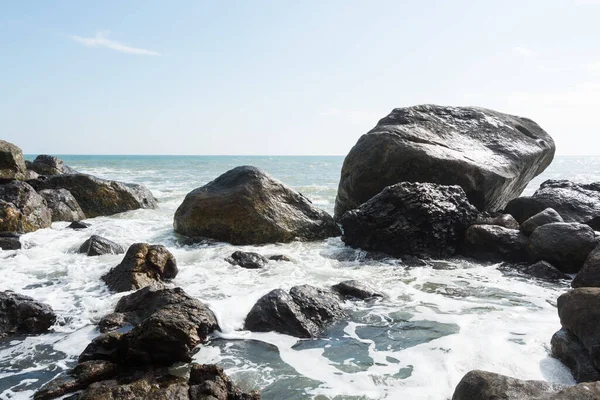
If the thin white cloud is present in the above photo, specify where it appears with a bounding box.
[513,46,534,57]
[70,31,160,56]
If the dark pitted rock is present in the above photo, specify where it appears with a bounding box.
[529,180,600,224]
[101,243,178,292]
[462,225,529,262]
[79,332,126,363]
[0,232,21,250]
[340,182,478,258]
[98,286,218,335]
[0,181,52,233]
[573,245,600,288]
[38,188,86,222]
[173,166,340,245]
[331,280,383,300]
[504,196,547,224]
[226,251,268,269]
[67,221,91,230]
[268,254,292,262]
[476,213,520,230]
[78,235,124,257]
[27,155,77,176]
[521,261,570,281]
[0,140,27,181]
[558,288,600,372]
[551,328,600,383]
[529,223,596,273]
[29,174,157,218]
[244,285,346,338]
[189,364,260,400]
[521,208,564,236]
[451,369,600,400]
[0,291,56,338]
[334,105,555,219]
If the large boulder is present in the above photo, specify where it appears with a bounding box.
[551,328,600,383]
[0,181,52,232]
[101,243,178,292]
[244,285,346,338]
[173,166,340,245]
[462,224,529,262]
[0,291,56,338]
[26,155,77,176]
[0,140,27,181]
[339,182,478,258]
[521,208,564,236]
[529,223,596,273]
[451,369,600,400]
[29,174,157,218]
[573,245,600,288]
[334,105,555,218]
[38,188,86,222]
[529,180,600,224]
[78,235,124,257]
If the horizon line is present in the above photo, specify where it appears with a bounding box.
[22,153,600,157]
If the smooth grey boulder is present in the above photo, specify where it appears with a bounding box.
[27,155,77,176]
[331,280,383,300]
[0,232,21,250]
[38,188,86,222]
[521,208,564,236]
[101,243,178,292]
[334,105,555,218]
[0,140,27,181]
[29,174,157,218]
[573,244,600,288]
[476,213,520,230]
[0,291,56,338]
[551,328,600,383]
[174,166,340,245]
[530,180,600,224]
[340,182,478,258]
[504,196,547,224]
[462,225,529,262]
[78,235,124,257]
[226,251,268,269]
[529,222,596,273]
[0,181,52,233]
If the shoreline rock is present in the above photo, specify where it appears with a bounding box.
[0,291,56,338]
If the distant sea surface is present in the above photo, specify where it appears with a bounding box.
[1,155,598,400]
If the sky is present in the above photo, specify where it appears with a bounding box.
[1,0,599,155]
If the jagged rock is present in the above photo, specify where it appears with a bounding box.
[226,251,268,269]
[0,181,52,233]
[29,174,157,218]
[173,166,340,245]
[476,213,520,230]
[0,291,56,338]
[0,232,21,250]
[529,223,596,273]
[0,140,27,181]
[101,243,178,292]
[529,180,600,224]
[98,286,218,335]
[521,208,564,236]
[462,225,529,262]
[38,188,86,222]
[244,285,347,338]
[188,364,260,400]
[334,105,555,218]
[67,221,91,230]
[572,245,600,288]
[340,182,478,258]
[27,155,77,176]
[78,235,124,257]
[451,369,600,400]
[331,280,382,300]
[551,328,600,383]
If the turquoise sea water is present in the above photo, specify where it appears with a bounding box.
[1,155,598,399]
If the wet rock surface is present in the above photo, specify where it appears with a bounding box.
[498,261,570,281]
[27,155,77,176]
[102,243,178,292]
[0,140,27,181]
[174,166,340,245]
[504,196,547,224]
[462,225,529,262]
[521,208,563,236]
[572,244,600,288]
[0,181,52,233]
[226,251,268,269]
[530,180,600,224]
[340,182,478,258]
[331,280,383,300]
[39,188,86,222]
[67,221,91,230]
[551,328,600,383]
[78,235,124,257]
[0,291,56,338]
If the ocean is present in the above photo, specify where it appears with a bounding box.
[1,154,597,400]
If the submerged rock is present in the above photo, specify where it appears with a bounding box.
[226,251,268,269]
[521,208,564,236]
[173,166,340,245]
[334,105,555,218]
[101,243,178,292]
[572,244,600,288]
[529,222,596,273]
[499,261,570,281]
[530,180,600,224]
[38,188,86,222]
[0,140,27,181]
[551,328,600,383]
[78,235,124,257]
[462,225,529,262]
[0,291,56,338]
[331,280,383,300]
[0,232,21,250]
[268,254,293,262]
[27,155,77,176]
[67,221,91,230]
[339,182,478,258]
[0,181,52,233]
[29,174,157,218]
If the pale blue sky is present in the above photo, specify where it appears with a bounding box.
[2,1,599,155]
